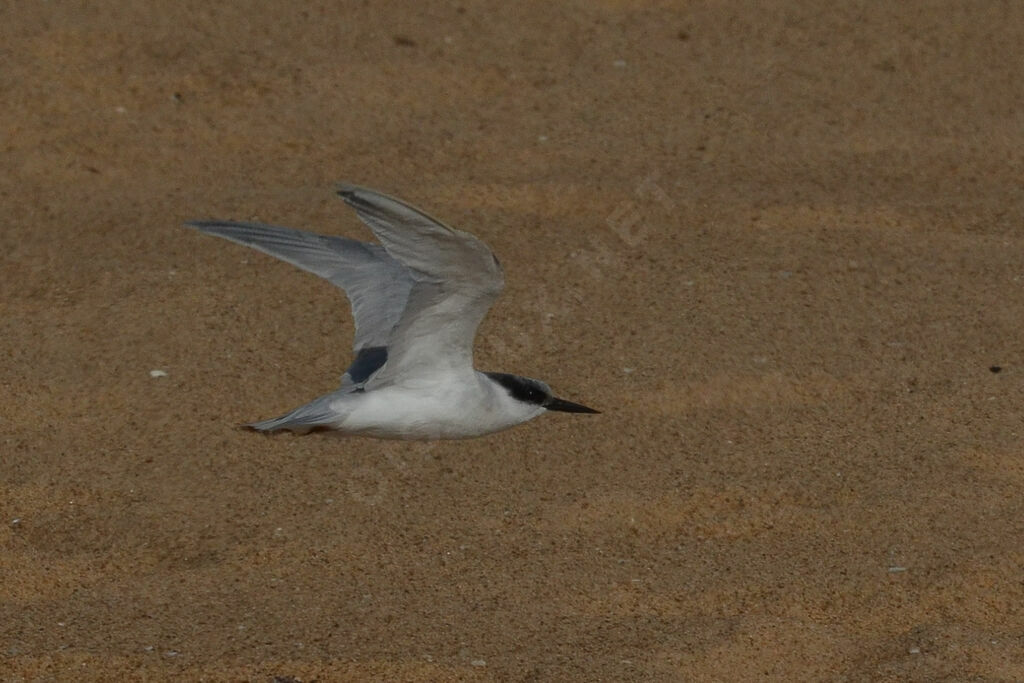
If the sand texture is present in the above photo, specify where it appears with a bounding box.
[3,1,1024,680]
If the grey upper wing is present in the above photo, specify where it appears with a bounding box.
[185,220,414,356]
[334,185,505,382]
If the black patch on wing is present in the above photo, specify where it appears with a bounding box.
[346,346,388,384]
[485,372,548,406]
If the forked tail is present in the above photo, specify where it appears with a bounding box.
[245,394,342,433]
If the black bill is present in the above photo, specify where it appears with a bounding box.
[545,397,600,414]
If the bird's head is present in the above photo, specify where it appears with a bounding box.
[484,372,599,414]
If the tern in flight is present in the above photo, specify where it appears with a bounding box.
[186,184,599,439]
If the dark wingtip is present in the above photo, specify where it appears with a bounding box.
[335,185,369,211]
[335,183,362,200]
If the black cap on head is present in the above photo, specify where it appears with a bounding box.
[485,372,599,413]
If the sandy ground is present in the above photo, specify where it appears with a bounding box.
[3,1,1024,680]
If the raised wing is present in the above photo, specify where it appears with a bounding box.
[185,220,414,385]
[335,184,505,382]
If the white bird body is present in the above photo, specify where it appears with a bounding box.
[325,370,545,440]
[187,184,597,440]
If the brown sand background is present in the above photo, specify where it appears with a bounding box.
[3,1,1024,680]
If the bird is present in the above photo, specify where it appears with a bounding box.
[185,183,599,440]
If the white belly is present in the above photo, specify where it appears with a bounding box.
[333,374,544,440]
